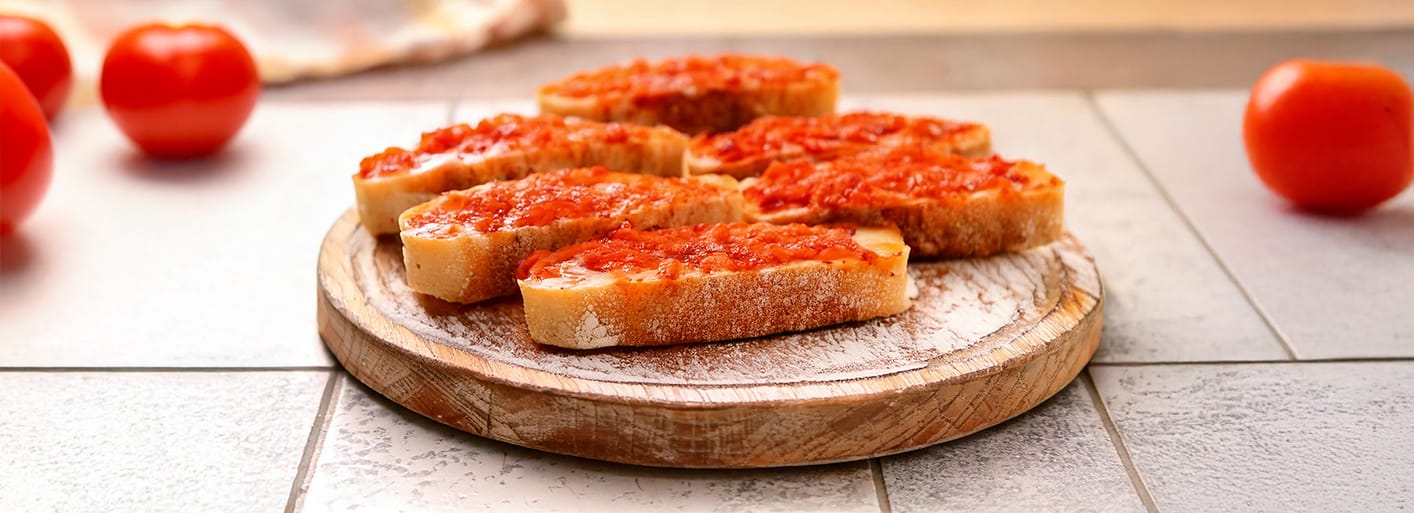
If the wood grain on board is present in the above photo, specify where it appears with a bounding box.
[316,209,1104,467]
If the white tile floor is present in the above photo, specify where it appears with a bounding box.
[881,381,1145,513]
[1091,362,1414,513]
[300,378,879,513]
[0,371,330,513]
[3,92,1410,512]
[1095,91,1414,359]
[0,103,448,367]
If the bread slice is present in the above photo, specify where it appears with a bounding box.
[516,223,910,349]
[536,54,839,135]
[686,112,992,178]
[742,146,1064,258]
[399,167,742,304]
[354,114,688,235]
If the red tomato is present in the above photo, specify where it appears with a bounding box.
[1243,59,1413,213]
[0,15,73,119]
[100,23,260,159]
[0,61,54,235]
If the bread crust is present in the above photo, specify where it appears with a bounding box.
[742,161,1064,258]
[400,175,743,304]
[685,114,993,179]
[682,151,767,180]
[354,121,688,235]
[518,226,910,349]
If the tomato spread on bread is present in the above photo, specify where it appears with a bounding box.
[538,54,838,100]
[517,223,878,281]
[693,112,986,164]
[358,114,643,179]
[401,167,729,237]
[745,147,1061,212]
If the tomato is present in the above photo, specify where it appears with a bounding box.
[0,61,54,235]
[100,23,260,159]
[0,15,72,119]
[1243,59,1413,213]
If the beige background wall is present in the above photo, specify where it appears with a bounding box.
[561,0,1414,35]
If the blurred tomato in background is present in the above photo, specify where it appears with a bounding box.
[0,14,73,120]
[99,23,260,159]
[0,61,54,235]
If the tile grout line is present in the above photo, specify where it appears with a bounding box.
[1083,90,1301,361]
[284,371,345,513]
[1081,369,1160,513]
[869,458,893,513]
[0,366,337,373]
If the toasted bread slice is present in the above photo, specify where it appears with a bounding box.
[354,114,688,235]
[516,223,910,349]
[536,54,839,135]
[399,167,742,304]
[742,146,1064,258]
[686,112,992,178]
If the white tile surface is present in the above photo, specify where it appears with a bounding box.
[0,370,330,513]
[881,381,1144,513]
[846,94,1286,362]
[0,102,448,366]
[1095,91,1414,358]
[1092,362,1414,513]
[299,378,879,513]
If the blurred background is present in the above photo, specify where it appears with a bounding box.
[3,0,1413,102]
[557,0,1414,34]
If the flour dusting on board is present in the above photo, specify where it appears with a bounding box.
[366,239,1078,386]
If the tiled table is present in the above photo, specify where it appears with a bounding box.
[3,91,1411,513]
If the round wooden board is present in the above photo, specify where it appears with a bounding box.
[317,209,1103,468]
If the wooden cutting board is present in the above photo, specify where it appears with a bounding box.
[317,209,1103,468]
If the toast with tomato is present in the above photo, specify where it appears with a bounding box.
[536,54,839,135]
[742,146,1064,258]
[686,112,992,178]
[516,223,910,349]
[354,114,688,235]
[399,167,742,304]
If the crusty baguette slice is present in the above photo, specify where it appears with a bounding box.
[354,114,688,235]
[399,167,742,304]
[536,54,839,135]
[686,112,992,178]
[742,146,1064,258]
[516,223,910,349]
